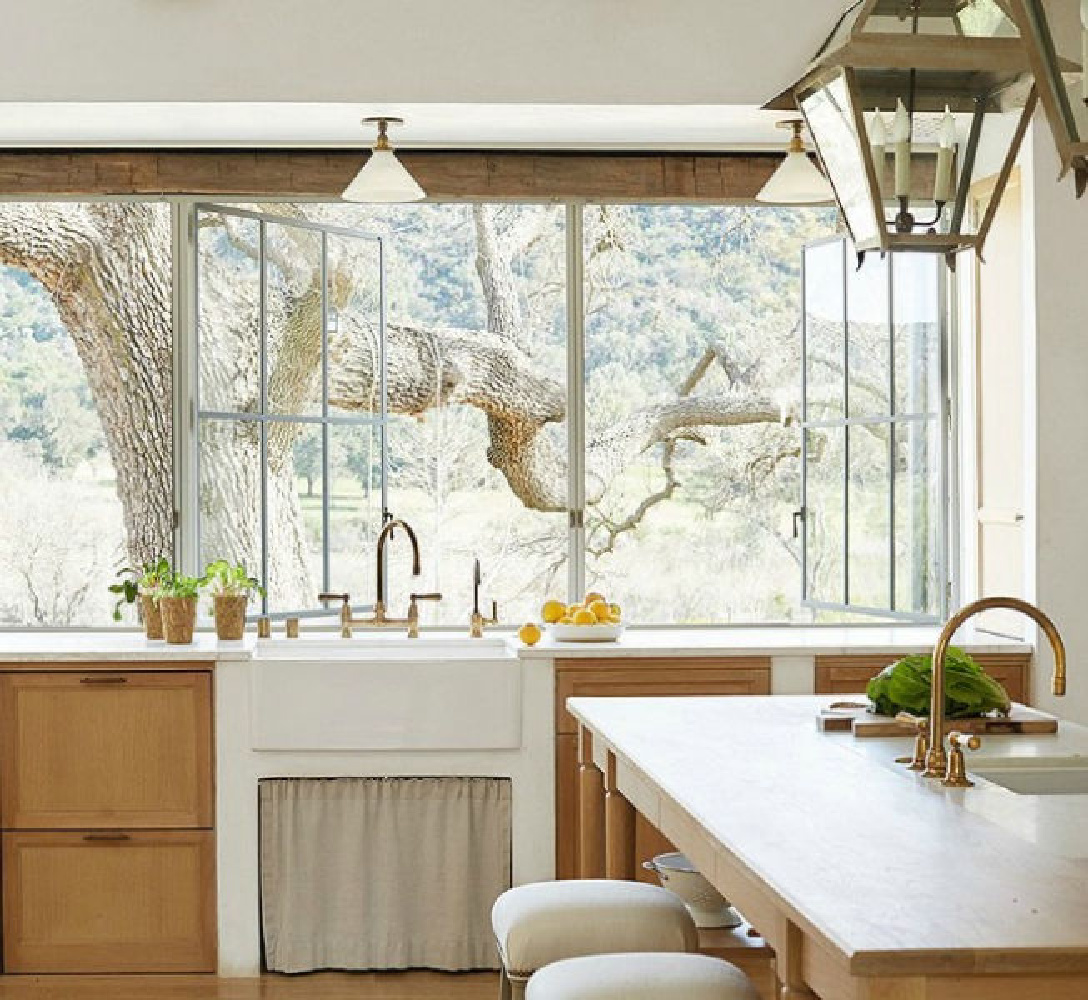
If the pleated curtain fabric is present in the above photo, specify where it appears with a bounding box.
[259,777,511,973]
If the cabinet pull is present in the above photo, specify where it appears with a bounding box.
[79,675,128,685]
[82,832,131,842]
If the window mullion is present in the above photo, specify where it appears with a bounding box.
[565,202,586,605]
[258,219,270,616]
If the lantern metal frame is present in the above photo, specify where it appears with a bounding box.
[766,0,1078,264]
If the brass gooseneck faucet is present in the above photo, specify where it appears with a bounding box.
[915,596,1066,782]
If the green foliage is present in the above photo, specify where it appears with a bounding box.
[158,571,205,601]
[867,647,1012,718]
[204,559,263,598]
[107,557,172,621]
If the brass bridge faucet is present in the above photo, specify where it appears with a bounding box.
[908,596,1067,785]
[319,518,442,638]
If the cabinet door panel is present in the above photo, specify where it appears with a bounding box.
[0,671,213,829]
[2,830,216,973]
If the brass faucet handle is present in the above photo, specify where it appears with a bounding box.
[410,592,443,602]
[406,592,442,639]
[894,713,929,770]
[318,592,350,606]
[943,730,982,788]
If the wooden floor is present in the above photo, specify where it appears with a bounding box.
[0,972,498,1000]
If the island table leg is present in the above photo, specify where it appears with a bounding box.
[604,750,636,880]
[578,726,605,878]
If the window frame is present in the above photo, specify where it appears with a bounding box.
[799,235,953,623]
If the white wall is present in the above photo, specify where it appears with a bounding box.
[4,0,838,106]
[1026,119,1088,723]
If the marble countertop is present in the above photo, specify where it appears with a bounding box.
[569,693,1088,972]
[0,626,1030,662]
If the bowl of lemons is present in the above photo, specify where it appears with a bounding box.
[542,592,624,642]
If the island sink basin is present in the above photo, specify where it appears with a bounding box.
[969,756,1088,795]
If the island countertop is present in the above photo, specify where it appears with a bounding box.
[569,693,1088,997]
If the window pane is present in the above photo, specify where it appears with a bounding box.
[326,233,382,419]
[266,421,323,611]
[893,254,941,417]
[328,421,383,607]
[805,427,845,606]
[198,418,261,586]
[0,202,172,627]
[804,239,845,423]
[197,210,260,415]
[894,418,942,615]
[847,424,891,608]
[265,221,324,417]
[847,254,890,418]
[585,205,837,623]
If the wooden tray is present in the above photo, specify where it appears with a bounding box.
[817,702,1058,737]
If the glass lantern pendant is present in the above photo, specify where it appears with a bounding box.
[766,0,1078,266]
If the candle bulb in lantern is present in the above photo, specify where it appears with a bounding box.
[869,111,887,193]
[933,106,956,204]
[892,98,911,199]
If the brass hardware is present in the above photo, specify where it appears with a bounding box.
[918,596,1066,781]
[943,731,982,788]
[83,832,130,842]
[285,617,299,639]
[407,592,443,639]
[257,616,272,639]
[79,676,128,685]
[470,557,499,637]
[319,519,439,637]
[895,712,929,770]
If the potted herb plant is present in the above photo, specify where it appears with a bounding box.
[158,572,205,645]
[205,560,262,640]
[108,557,172,639]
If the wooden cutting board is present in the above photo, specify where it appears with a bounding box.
[817,702,1059,737]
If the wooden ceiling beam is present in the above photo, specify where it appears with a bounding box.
[0,150,782,202]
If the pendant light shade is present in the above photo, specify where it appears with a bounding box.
[756,119,834,205]
[342,117,425,203]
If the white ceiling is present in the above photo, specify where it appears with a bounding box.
[0,103,796,150]
[0,0,848,149]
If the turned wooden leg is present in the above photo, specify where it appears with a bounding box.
[578,726,606,879]
[604,750,636,880]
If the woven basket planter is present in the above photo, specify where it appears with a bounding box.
[213,593,249,640]
[160,595,198,645]
[140,593,164,640]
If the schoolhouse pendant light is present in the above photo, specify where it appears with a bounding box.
[756,119,835,204]
[764,0,1079,266]
[341,117,426,203]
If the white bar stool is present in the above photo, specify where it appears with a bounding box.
[525,952,761,1000]
[492,880,698,999]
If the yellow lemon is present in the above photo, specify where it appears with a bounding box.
[558,615,573,625]
[572,609,597,626]
[584,591,606,606]
[609,603,622,619]
[567,603,584,616]
[607,612,622,624]
[588,599,611,622]
[518,622,543,646]
[541,599,566,624]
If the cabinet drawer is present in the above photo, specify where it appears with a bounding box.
[2,829,216,973]
[0,671,213,829]
[555,658,772,735]
[814,653,1030,704]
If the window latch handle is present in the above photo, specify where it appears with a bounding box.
[792,508,805,540]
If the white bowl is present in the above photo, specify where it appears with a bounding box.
[549,622,625,642]
[643,852,742,929]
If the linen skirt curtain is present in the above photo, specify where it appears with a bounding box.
[259,777,511,973]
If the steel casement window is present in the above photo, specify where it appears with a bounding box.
[800,236,950,621]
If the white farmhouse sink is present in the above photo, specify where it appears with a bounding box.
[250,634,521,751]
[970,756,1088,795]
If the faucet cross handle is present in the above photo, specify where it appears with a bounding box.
[894,712,929,771]
[942,731,982,788]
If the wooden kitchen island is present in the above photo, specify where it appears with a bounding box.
[569,694,1088,1000]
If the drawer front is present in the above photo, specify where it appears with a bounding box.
[2,830,216,973]
[0,671,213,829]
[556,658,772,735]
[814,653,1030,704]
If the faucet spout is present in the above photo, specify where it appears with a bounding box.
[922,596,1066,779]
[375,518,421,610]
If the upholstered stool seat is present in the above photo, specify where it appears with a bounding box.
[525,952,761,1000]
[492,880,697,998]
